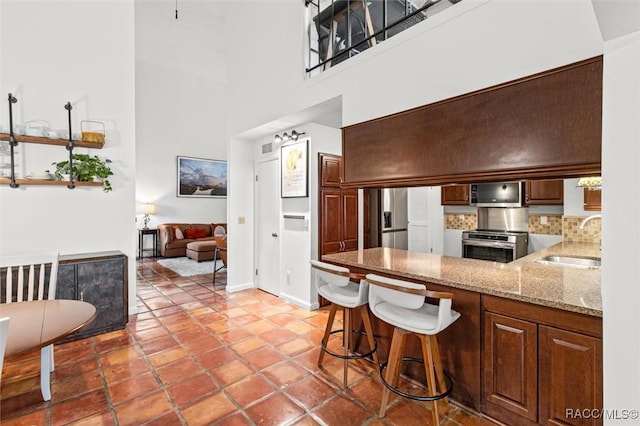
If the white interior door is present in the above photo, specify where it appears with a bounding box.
[256,158,280,295]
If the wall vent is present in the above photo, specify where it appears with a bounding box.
[262,143,273,155]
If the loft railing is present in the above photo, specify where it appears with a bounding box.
[306,0,461,75]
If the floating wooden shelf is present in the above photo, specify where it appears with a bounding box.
[0,178,103,187]
[0,132,104,149]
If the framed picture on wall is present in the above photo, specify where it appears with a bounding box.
[177,156,227,198]
[281,139,309,198]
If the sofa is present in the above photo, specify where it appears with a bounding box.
[158,223,227,257]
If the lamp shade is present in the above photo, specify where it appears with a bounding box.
[138,203,156,214]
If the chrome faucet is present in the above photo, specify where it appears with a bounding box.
[579,214,602,229]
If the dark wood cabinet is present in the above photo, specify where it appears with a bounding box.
[320,154,342,187]
[482,296,603,426]
[584,189,601,211]
[320,187,359,254]
[57,251,128,342]
[342,57,602,188]
[539,326,603,426]
[319,153,367,255]
[483,312,538,424]
[526,180,564,205]
[441,184,470,205]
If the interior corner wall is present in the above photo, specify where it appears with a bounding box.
[601,31,640,414]
[276,123,341,309]
[0,1,137,313]
[134,0,228,229]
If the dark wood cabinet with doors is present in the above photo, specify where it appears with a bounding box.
[482,295,602,426]
[319,153,365,255]
[57,251,128,342]
[584,189,601,211]
[526,179,564,205]
[441,184,470,205]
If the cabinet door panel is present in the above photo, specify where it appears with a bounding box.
[77,258,126,334]
[321,189,343,254]
[539,326,603,426]
[583,189,601,211]
[526,180,564,205]
[320,153,342,187]
[342,190,359,251]
[441,184,469,205]
[56,264,77,300]
[483,312,538,423]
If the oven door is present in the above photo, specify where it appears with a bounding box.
[462,240,515,263]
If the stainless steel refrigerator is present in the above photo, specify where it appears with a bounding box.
[381,188,408,250]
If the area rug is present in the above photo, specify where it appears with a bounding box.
[157,257,223,277]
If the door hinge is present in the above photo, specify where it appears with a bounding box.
[255,269,258,276]
[256,175,258,181]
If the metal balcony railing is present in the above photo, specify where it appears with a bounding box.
[306,0,462,74]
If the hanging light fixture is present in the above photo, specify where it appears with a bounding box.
[274,130,306,143]
[291,130,306,141]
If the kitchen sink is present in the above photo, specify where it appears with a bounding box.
[536,255,601,269]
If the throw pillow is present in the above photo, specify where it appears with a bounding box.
[174,227,184,240]
[184,227,207,239]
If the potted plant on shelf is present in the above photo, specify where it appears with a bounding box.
[52,154,114,192]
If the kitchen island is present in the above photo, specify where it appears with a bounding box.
[322,242,602,425]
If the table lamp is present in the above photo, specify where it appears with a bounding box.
[141,203,156,229]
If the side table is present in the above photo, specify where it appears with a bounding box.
[138,228,158,258]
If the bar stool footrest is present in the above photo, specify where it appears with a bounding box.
[379,357,453,402]
[321,328,377,360]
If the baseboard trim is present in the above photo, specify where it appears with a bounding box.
[226,281,254,293]
[279,292,319,311]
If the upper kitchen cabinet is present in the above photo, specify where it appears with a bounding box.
[584,189,602,211]
[441,184,469,205]
[342,57,602,188]
[320,153,342,187]
[525,180,564,205]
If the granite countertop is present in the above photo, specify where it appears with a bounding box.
[322,242,602,317]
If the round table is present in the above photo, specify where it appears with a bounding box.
[0,299,97,357]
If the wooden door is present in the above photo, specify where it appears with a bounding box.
[526,180,564,205]
[539,326,603,426]
[441,184,469,205]
[483,312,538,424]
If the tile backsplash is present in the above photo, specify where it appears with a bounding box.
[444,213,477,230]
[563,215,601,244]
[444,213,601,245]
[529,214,562,235]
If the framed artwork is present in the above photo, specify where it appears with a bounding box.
[281,139,309,198]
[177,156,227,198]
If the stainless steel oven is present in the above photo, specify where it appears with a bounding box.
[462,230,529,263]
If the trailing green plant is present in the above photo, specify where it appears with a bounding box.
[52,154,114,192]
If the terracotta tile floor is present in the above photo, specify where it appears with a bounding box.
[0,258,497,425]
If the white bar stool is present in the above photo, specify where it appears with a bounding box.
[311,260,379,389]
[366,273,461,425]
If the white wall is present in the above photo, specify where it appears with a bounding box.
[601,31,640,417]
[251,123,340,309]
[0,1,137,313]
[134,0,227,229]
